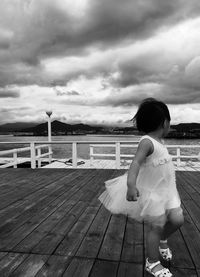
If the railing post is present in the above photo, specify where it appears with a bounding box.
[13,151,17,168]
[116,142,121,169]
[48,145,52,164]
[90,145,94,166]
[177,147,181,167]
[30,142,36,169]
[72,142,77,168]
[37,148,41,168]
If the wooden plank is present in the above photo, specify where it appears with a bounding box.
[0,169,75,210]
[182,171,200,195]
[62,257,94,277]
[10,254,49,277]
[180,207,200,269]
[0,170,80,227]
[0,169,87,231]
[75,171,125,259]
[30,170,111,254]
[176,172,200,208]
[169,229,195,269]
[0,168,72,199]
[55,205,100,256]
[117,262,143,277]
[13,200,76,253]
[0,169,35,183]
[121,218,143,263]
[0,251,8,260]
[0,169,199,276]
[98,214,127,261]
[89,260,118,277]
[0,168,65,191]
[170,268,198,277]
[31,201,87,254]
[0,171,80,236]
[182,200,200,231]
[11,171,96,252]
[178,185,191,202]
[0,252,28,276]
[0,171,96,251]
[35,255,72,277]
[55,170,117,257]
[179,171,198,188]
[76,205,112,258]
[0,169,66,196]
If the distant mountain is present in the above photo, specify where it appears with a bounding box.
[171,123,200,132]
[17,120,104,135]
[1,121,200,137]
[72,123,103,131]
[0,122,38,132]
[20,120,72,133]
[165,123,200,138]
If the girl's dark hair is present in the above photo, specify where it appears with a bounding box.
[132,98,171,133]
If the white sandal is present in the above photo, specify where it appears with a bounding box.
[159,240,172,261]
[145,259,173,277]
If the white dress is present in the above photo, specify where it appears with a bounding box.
[98,135,181,227]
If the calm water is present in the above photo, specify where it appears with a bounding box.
[0,135,200,160]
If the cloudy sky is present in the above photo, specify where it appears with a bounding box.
[1,0,200,126]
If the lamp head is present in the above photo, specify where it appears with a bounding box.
[46,111,52,117]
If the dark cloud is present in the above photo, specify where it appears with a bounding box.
[102,85,200,107]
[0,88,20,98]
[18,0,200,61]
[0,106,30,113]
[0,0,200,121]
[0,41,10,50]
[1,0,200,87]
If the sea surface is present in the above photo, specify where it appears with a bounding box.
[0,135,200,160]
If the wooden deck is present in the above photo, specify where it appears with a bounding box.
[0,169,199,277]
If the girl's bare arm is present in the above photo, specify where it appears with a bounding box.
[126,139,153,201]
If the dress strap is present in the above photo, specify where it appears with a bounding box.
[139,135,164,146]
[138,135,155,157]
[139,135,155,144]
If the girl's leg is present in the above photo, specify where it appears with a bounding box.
[146,224,166,273]
[160,207,184,245]
[147,224,163,262]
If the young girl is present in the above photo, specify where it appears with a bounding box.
[98,98,184,277]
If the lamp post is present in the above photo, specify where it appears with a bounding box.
[46,110,52,163]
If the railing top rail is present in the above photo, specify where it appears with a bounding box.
[0,146,31,155]
[35,144,49,149]
[0,144,49,156]
[0,140,139,144]
[166,145,200,148]
[0,140,199,146]
[0,141,200,149]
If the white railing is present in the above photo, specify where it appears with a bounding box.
[0,141,200,169]
[167,145,200,166]
[0,143,52,168]
[28,141,137,169]
[90,143,139,168]
[89,143,200,168]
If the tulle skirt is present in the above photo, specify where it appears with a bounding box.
[98,173,181,227]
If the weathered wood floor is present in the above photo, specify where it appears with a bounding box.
[0,169,199,277]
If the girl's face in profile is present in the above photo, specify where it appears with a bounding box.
[163,120,170,136]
